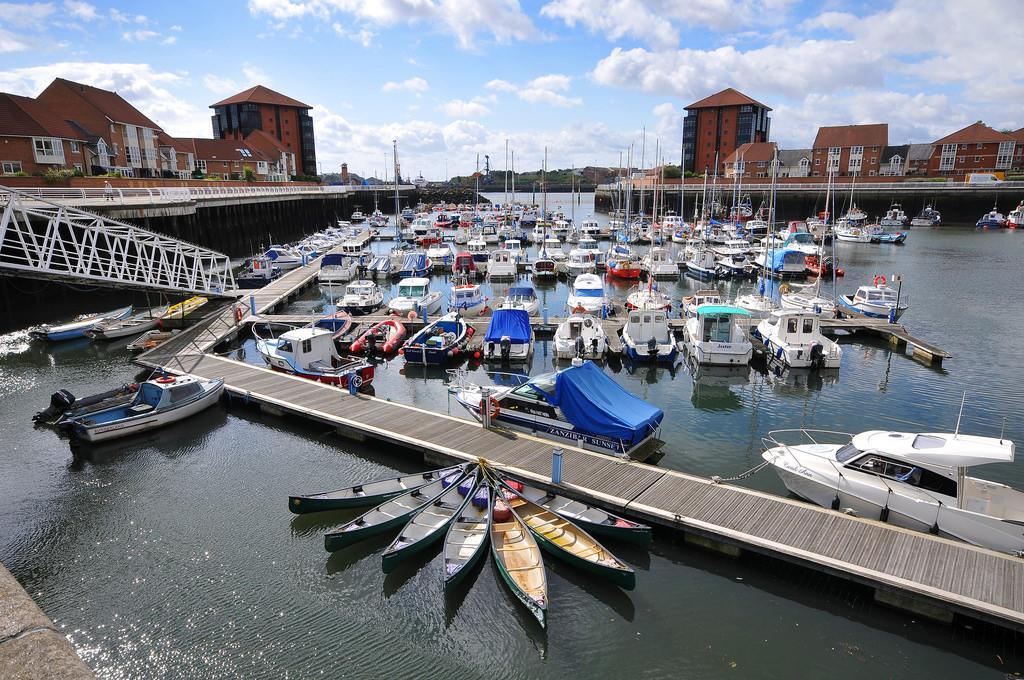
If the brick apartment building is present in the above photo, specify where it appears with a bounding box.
[927,122,1017,176]
[0,93,89,175]
[681,88,771,174]
[811,123,888,177]
[210,85,316,176]
[723,142,777,178]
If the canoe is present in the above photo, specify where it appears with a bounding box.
[85,306,168,340]
[381,467,479,572]
[490,491,548,627]
[500,474,652,546]
[501,486,635,590]
[29,305,133,341]
[323,468,468,552]
[443,481,492,589]
[161,296,208,320]
[289,463,466,514]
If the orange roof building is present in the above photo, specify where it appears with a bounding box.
[810,124,888,177]
[211,85,316,177]
[927,122,1016,176]
[682,88,771,174]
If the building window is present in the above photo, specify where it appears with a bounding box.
[974,155,981,162]
[2,161,22,174]
[73,163,83,171]
[69,140,79,153]
[869,170,876,176]
[977,143,984,149]
[197,159,207,172]
[814,159,820,166]
[32,137,64,164]
[958,156,965,163]
[223,173,230,180]
[996,141,1014,169]
[850,146,864,155]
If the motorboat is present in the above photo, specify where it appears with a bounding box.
[265,245,304,270]
[780,283,836,316]
[501,286,540,316]
[838,278,908,320]
[606,244,641,279]
[125,329,178,354]
[449,279,488,316]
[236,256,281,289]
[257,327,373,388]
[427,242,456,269]
[62,373,224,443]
[565,249,596,277]
[681,289,723,318]
[401,312,472,364]
[641,247,678,279]
[751,310,842,369]
[843,205,868,224]
[576,237,606,268]
[30,305,133,341]
[566,273,608,315]
[480,224,500,244]
[754,248,807,277]
[761,428,1024,554]
[482,308,534,363]
[551,219,571,240]
[410,217,434,242]
[872,231,908,244]
[684,305,752,366]
[834,222,873,243]
[350,210,366,223]
[879,203,909,227]
[804,254,844,278]
[502,238,526,263]
[712,239,755,278]
[580,218,601,239]
[910,205,942,227]
[318,253,359,285]
[532,253,557,279]
[366,255,393,280]
[85,306,168,341]
[626,284,672,312]
[541,237,565,262]
[553,314,608,360]
[685,247,719,278]
[337,280,384,315]
[620,309,677,364]
[448,361,663,458]
[467,239,490,274]
[452,251,477,276]
[397,251,432,278]
[1007,202,1023,229]
[976,206,1006,229]
[349,318,406,354]
[388,277,444,317]
[487,249,518,280]
[780,232,818,256]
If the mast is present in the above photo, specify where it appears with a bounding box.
[474,153,480,216]
[504,138,509,209]
[392,139,400,235]
[571,163,576,227]
[511,150,516,208]
[624,144,633,236]
[542,146,548,222]
[638,125,647,218]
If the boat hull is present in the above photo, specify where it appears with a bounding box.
[73,380,224,443]
[266,363,374,387]
[838,296,907,321]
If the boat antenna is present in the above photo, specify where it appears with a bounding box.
[1000,416,1007,443]
[954,390,967,438]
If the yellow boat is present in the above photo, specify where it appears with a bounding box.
[161,296,208,320]
[490,495,547,627]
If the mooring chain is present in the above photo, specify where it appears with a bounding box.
[710,460,771,484]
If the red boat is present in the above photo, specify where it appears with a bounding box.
[452,251,476,275]
[805,254,844,277]
[607,257,642,279]
[350,318,407,354]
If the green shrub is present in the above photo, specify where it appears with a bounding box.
[243,168,258,182]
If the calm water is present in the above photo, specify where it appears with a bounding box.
[2,193,1024,678]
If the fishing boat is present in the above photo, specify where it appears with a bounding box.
[606,244,642,279]
[443,483,492,588]
[452,251,476,276]
[397,252,432,278]
[553,314,608,360]
[449,361,664,458]
[500,286,540,316]
[449,279,488,316]
[323,468,468,551]
[256,327,374,387]
[531,253,557,280]
[482,308,533,363]
[126,329,178,354]
[641,247,678,279]
[381,467,480,571]
[976,206,1006,229]
[681,289,722,318]
[1006,202,1023,229]
[580,218,601,239]
[349,317,406,354]
[502,238,526,263]
[30,305,133,342]
[160,296,208,325]
[761,428,1024,554]
[288,463,467,513]
[487,249,517,280]
[337,280,385,315]
[684,305,753,366]
[873,231,908,244]
[388,277,443,316]
[490,494,548,627]
[501,484,635,590]
[236,256,281,289]
[467,239,490,274]
[401,312,472,364]
[879,203,909,227]
[834,222,873,242]
[64,373,224,443]
[838,277,908,320]
[85,306,167,341]
[751,310,843,369]
[620,309,678,364]
[566,273,608,315]
[910,205,942,227]
[625,284,672,312]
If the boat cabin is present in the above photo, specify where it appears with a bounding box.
[340,240,368,257]
[345,280,377,297]
[853,285,898,306]
[453,252,476,274]
[693,305,750,343]
[625,310,671,345]
[397,278,430,299]
[762,310,822,343]
[270,327,345,371]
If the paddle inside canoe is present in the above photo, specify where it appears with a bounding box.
[324,469,468,552]
[382,467,479,572]
[290,463,467,513]
[490,491,548,628]
[443,482,491,590]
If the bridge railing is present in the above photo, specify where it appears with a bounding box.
[596,181,1024,192]
[5,184,417,205]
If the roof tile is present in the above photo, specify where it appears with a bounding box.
[932,121,1014,145]
[812,123,888,149]
[211,85,311,109]
[686,88,771,111]
[0,93,85,139]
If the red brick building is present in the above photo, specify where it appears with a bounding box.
[681,88,771,174]
[1007,127,1024,172]
[811,124,887,177]
[210,85,316,177]
[927,122,1016,176]
[0,93,88,175]
[723,142,777,178]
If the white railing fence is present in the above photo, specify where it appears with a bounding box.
[3,183,417,205]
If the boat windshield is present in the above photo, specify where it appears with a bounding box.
[836,443,862,463]
[513,373,556,399]
[575,288,604,298]
[398,285,425,297]
[790,233,814,244]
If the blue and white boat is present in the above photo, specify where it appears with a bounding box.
[976,206,1006,229]
[30,306,133,341]
[401,312,472,364]
[63,373,224,443]
[482,308,533,363]
[620,309,678,364]
[754,248,806,277]
[449,360,664,458]
[397,252,432,278]
[265,245,304,270]
[500,286,540,316]
[873,231,908,244]
[838,280,909,320]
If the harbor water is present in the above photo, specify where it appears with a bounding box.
[2,193,1024,678]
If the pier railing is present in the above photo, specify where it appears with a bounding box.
[596,180,1024,193]
[4,184,416,206]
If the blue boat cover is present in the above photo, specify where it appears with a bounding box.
[507,286,535,299]
[484,308,532,343]
[402,253,427,272]
[321,253,345,266]
[765,248,802,271]
[546,362,663,447]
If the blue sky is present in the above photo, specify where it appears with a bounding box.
[1,0,1021,178]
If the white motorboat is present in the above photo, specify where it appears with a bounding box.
[681,289,722,318]
[712,239,755,278]
[1008,202,1024,229]
[64,373,224,443]
[565,249,596,277]
[620,309,677,364]
[502,238,526,263]
[838,279,908,320]
[580,218,601,239]
[427,242,456,269]
[388,277,444,316]
[566,273,608,315]
[541,237,566,262]
[318,253,359,285]
[761,428,1024,554]
[481,308,534,363]
[265,245,304,270]
[85,306,168,341]
[576,237,605,268]
[350,210,366,223]
[337,280,384,315]
[780,232,818,256]
[551,219,571,240]
[685,247,719,278]
[879,203,908,227]
[257,327,373,387]
[480,224,500,244]
[467,239,490,274]
[751,310,842,369]
[641,247,678,279]
[553,314,608,360]
[626,284,672,312]
[449,280,488,316]
[684,304,752,366]
[834,222,873,243]
[501,286,541,316]
[487,249,518,280]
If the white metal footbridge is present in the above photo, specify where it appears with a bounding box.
[0,185,234,295]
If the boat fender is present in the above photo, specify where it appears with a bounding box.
[613,518,633,528]
[408,310,418,320]
[493,499,512,522]
[873,275,887,287]
[506,480,524,492]
[441,472,461,489]
[479,396,500,420]
[234,305,244,323]
[457,477,474,496]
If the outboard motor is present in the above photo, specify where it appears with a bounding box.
[647,336,659,361]
[487,341,496,358]
[33,389,76,423]
[810,342,824,369]
[500,336,512,362]
[591,337,599,357]
[575,335,586,358]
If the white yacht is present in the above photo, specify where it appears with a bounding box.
[541,236,566,262]
[388,277,444,316]
[487,249,518,280]
[641,247,678,279]
[620,309,678,364]
[318,253,358,285]
[780,283,837,316]
[566,273,608,315]
[449,280,488,316]
[839,281,909,320]
[685,304,753,366]
[751,310,842,369]
[626,285,672,312]
[467,238,489,274]
[502,238,526,263]
[337,280,384,315]
[553,314,608,360]
[565,249,596,277]
[576,236,606,268]
[580,218,601,239]
[501,286,541,316]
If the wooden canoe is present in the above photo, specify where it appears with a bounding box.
[443,481,491,590]
[381,467,479,572]
[502,486,635,590]
[324,469,468,552]
[290,463,466,514]
[500,474,652,546]
[490,492,548,627]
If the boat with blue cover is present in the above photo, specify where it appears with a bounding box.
[482,308,533,363]
[397,252,432,277]
[401,312,473,364]
[30,305,133,341]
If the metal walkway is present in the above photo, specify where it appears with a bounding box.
[0,185,234,295]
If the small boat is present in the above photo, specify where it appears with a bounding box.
[64,373,224,443]
[397,252,432,278]
[30,305,133,342]
[684,247,719,278]
[323,468,469,551]
[388,277,443,317]
[381,467,480,571]
[337,280,384,315]
[566,273,608,315]
[126,329,178,354]
[606,244,642,279]
[753,248,806,277]
[834,223,873,243]
[160,296,208,325]
[910,205,941,227]
[575,237,606,268]
[873,231,908,244]
[366,255,392,280]
[85,306,167,340]
[685,304,753,366]
[443,483,492,589]
[401,312,472,364]
[751,310,843,369]
[318,253,359,285]
[427,242,455,269]
[621,309,678,364]
[804,255,844,278]
[565,249,596,277]
[838,277,908,320]
[1006,202,1023,229]
[350,210,366,223]
[976,206,1006,229]
[236,256,281,289]
[34,382,138,426]
[681,289,722,318]
[502,238,526,263]
[501,484,635,589]
[482,308,533,363]
[625,284,672,312]
[288,463,467,513]
[265,245,304,270]
[449,279,488,316]
[490,493,548,627]
[500,286,540,316]
[452,251,476,276]
[467,239,490,274]
[314,310,353,339]
[641,246,678,279]
[554,314,608,360]
[531,253,557,279]
[487,249,518,280]
[350,317,406,354]
[879,203,908,227]
[257,327,374,387]
[780,284,837,316]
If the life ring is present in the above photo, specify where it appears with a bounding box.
[583,317,593,328]
[155,375,175,384]
[779,283,791,294]
[348,374,363,389]
[873,275,887,287]
[573,305,587,314]
[479,395,500,420]
[407,310,418,320]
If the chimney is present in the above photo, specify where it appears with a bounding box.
[340,163,349,184]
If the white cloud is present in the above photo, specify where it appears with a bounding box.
[242,63,271,85]
[63,0,97,21]
[331,21,374,47]
[203,74,239,95]
[0,2,55,27]
[122,29,159,42]
[485,79,517,93]
[170,24,182,31]
[438,99,491,119]
[134,14,148,24]
[488,74,583,108]
[0,27,30,53]
[109,8,128,23]
[161,36,177,45]
[381,77,429,93]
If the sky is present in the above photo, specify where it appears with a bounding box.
[1,0,1022,179]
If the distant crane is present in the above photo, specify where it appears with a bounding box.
[483,154,494,185]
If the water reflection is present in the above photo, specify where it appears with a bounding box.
[688,362,750,412]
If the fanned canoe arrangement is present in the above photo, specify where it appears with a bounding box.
[290,459,651,628]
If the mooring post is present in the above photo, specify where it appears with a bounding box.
[249,294,256,316]
[543,305,548,325]
[551,447,563,484]
[481,386,491,428]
